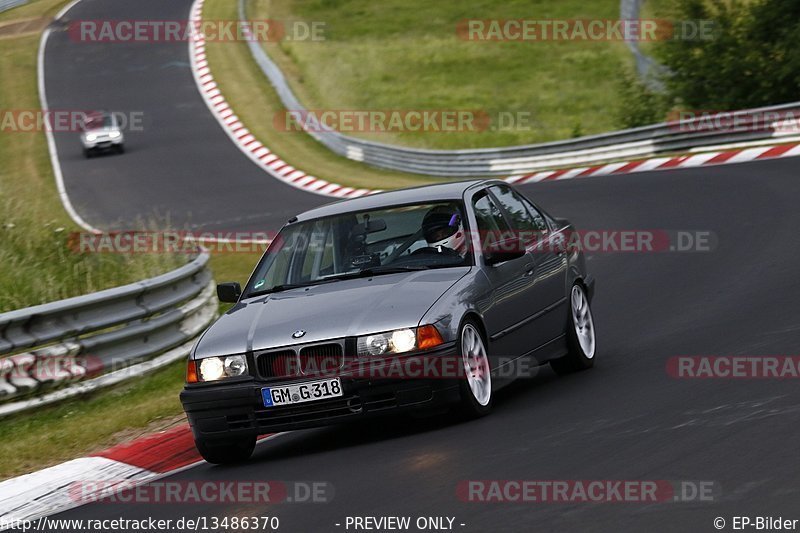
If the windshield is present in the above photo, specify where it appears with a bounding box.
[82,113,113,131]
[245,201,471,296]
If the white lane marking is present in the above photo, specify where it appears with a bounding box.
[41,0,800,226]
[186,0,347,198]
[38,22,100,234]
[54,0,82,20]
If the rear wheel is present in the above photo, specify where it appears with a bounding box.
[195,435,256,465]
[550,283,596,374]
[457,320,492,417]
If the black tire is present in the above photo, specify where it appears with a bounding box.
[550,283,596,375]
[83,148,92,158]
[116,144,125,154]
[195,435,256,465]
[457,319,493,418]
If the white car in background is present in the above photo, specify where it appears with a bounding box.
[80,112,124,157]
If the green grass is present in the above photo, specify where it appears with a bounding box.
[0,0,63,22]
[0,0,201,478]
[209,251,260,285]
[0,253,259,481]
[636,0,759,74]
[0,0,184,313]
[0,360,187,480]
[249,0,631,149]
[638,0,682,57]
[203,0,438,190]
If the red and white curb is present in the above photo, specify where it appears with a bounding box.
[0,423,276,523]
[505,142,800,185]
[188,0,375,199]
[188,0,800,195]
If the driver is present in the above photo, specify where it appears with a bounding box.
[421,205,467,256]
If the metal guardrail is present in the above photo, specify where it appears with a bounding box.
[0,251,217,417]
[620,0,669,92]
[0,0,27,14]
[237,0,800,177]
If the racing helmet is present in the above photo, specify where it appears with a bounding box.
[422,205,466,254]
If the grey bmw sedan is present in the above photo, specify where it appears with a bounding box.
[181,179,596,464]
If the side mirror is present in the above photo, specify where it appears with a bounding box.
[217,282,242,303]
[485,236,526,266]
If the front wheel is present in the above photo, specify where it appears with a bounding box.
[195,435,256,465]
[457,320,492,418]
[550,283,596,375]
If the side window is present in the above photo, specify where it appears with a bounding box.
[489,185,547,233]
[520,197,549,233]
[473,192,511,248]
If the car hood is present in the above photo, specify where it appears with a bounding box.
[82,127,118,136]
[194,267,470,358]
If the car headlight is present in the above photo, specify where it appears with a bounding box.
[85,134,97,142]
[188,355,248,383]
[357,325,443,357]
[109,131,121,139]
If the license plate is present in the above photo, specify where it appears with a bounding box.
[262,378,342,408]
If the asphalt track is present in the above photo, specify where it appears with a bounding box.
[43,0,800,531]
[45,0,324,233]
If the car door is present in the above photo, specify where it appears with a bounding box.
[488,185,568,358]
[471,190,538,366]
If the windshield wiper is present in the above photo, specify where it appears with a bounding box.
[314,265,430,283]
[358,265,430,276]
[246,283,309,298]
[246,266,429,298]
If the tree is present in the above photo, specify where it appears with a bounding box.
[615,68,670,128]
[657,0,800,109]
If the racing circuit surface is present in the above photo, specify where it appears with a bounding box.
[44,0,800,531]
[45,0,325,232]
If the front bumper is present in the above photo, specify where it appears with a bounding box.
[181,344,462,442]
[82,136,124,150]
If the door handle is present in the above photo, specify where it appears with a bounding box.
[524,263,536,277]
